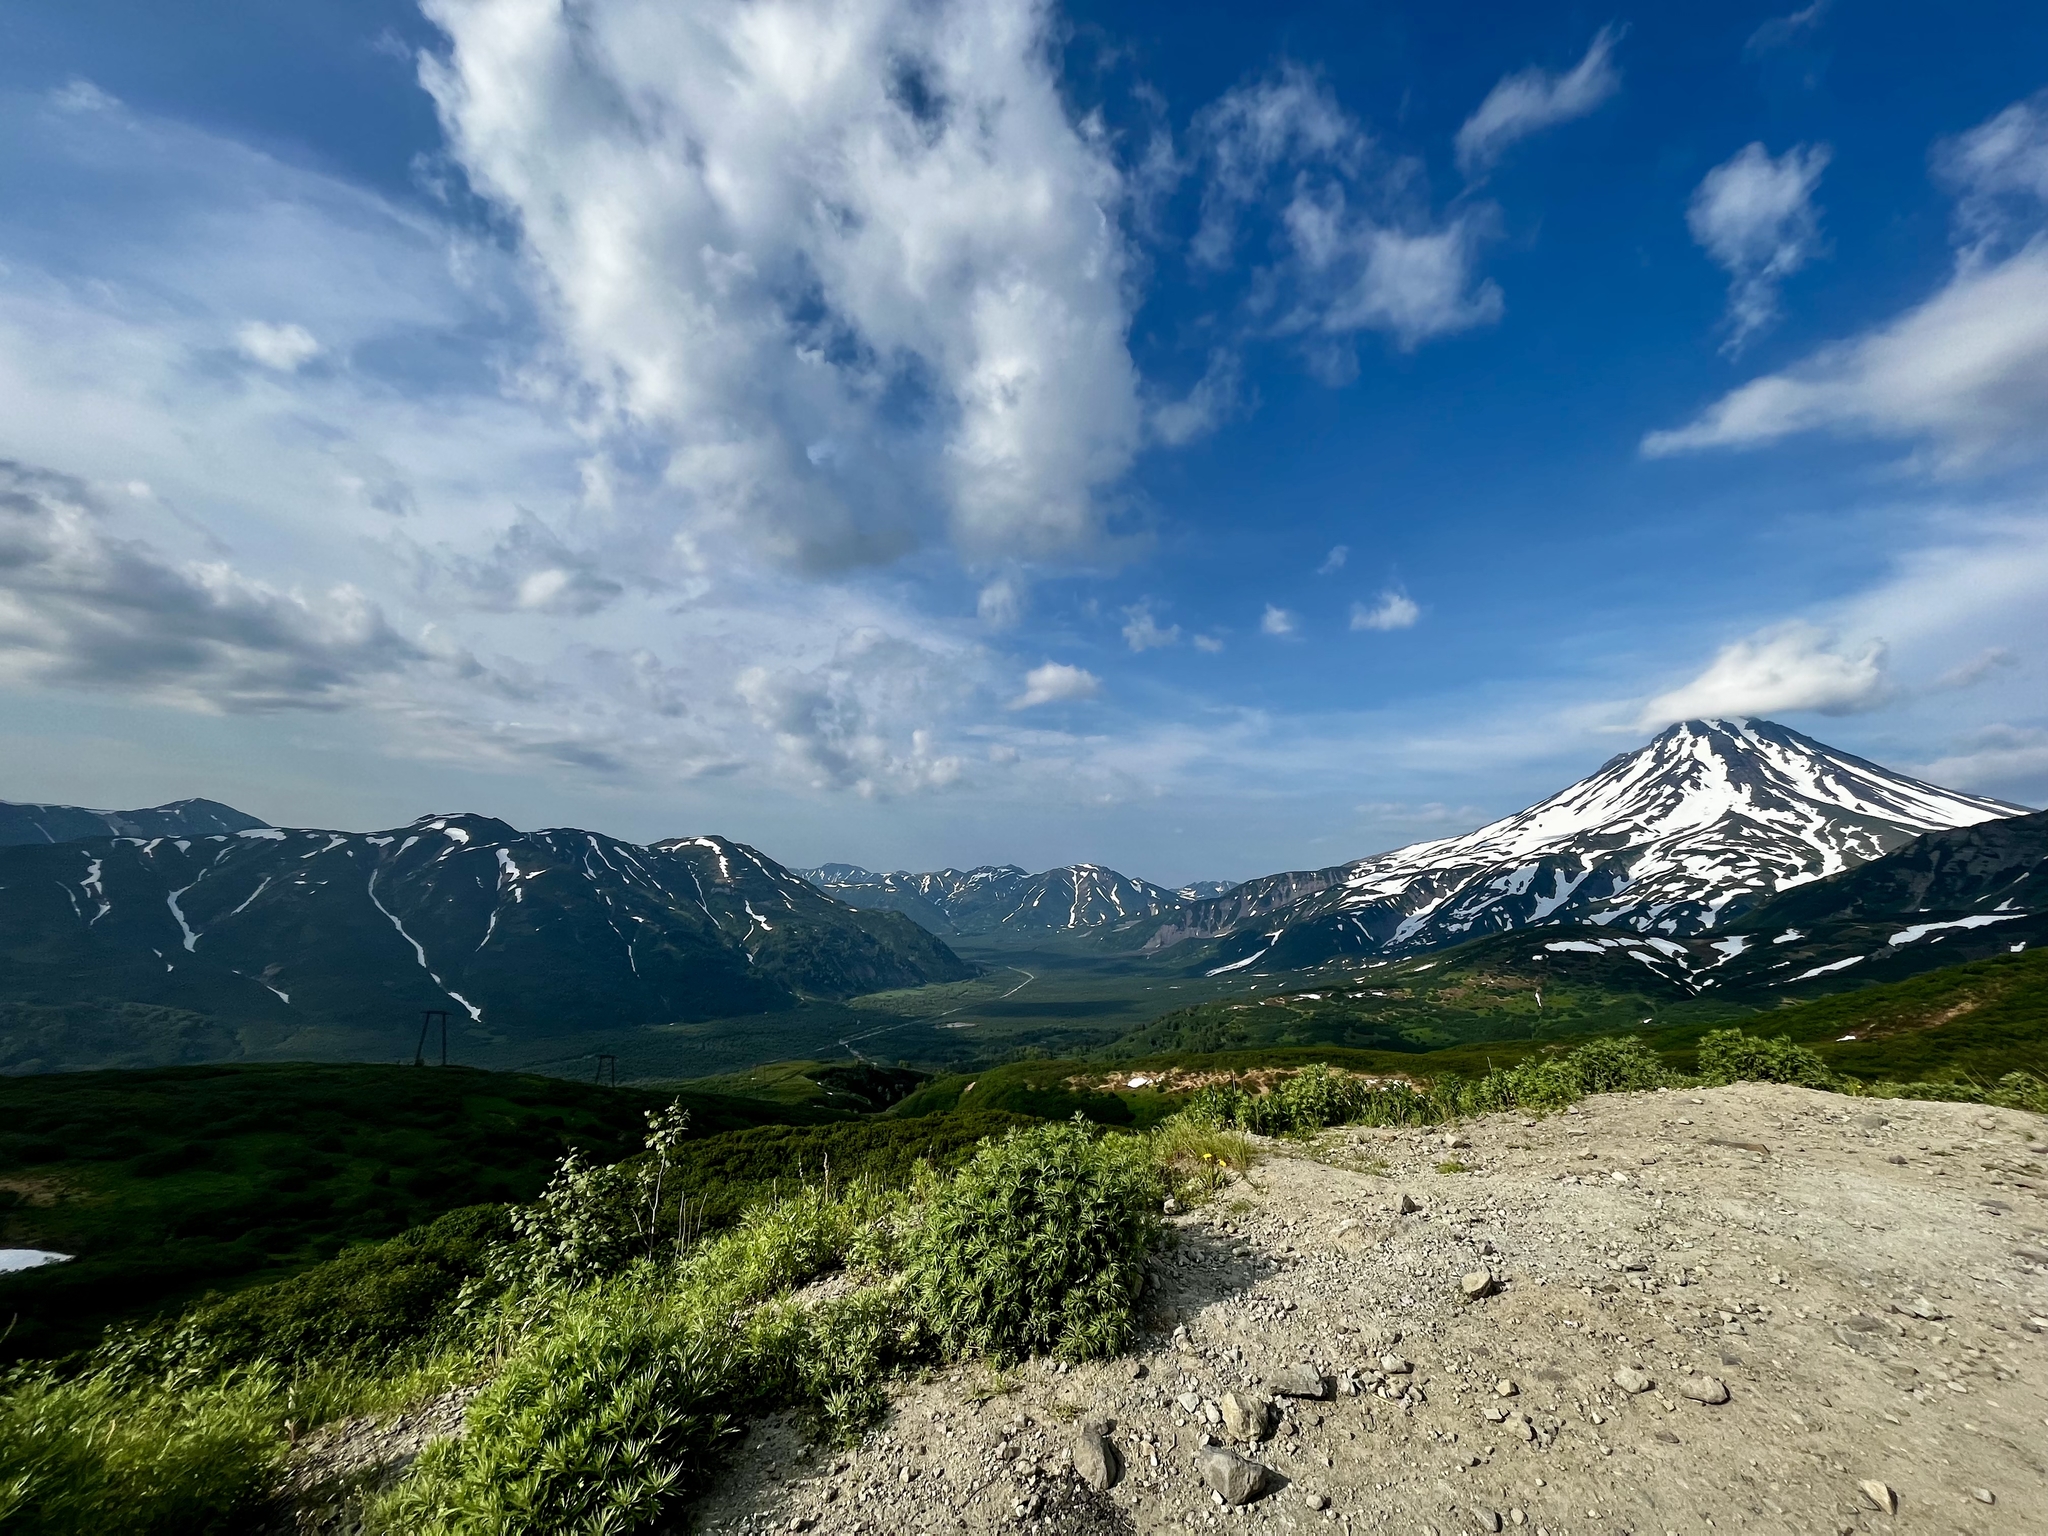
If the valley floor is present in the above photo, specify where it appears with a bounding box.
[685,1085,2047,1536]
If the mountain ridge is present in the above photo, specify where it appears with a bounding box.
[0,797,269,846]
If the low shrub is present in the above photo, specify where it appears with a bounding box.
[1696,1029,1833,1089]
[903,1119,1163,1364]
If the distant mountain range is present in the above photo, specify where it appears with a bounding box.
[0,798,269,846]
[799,862,1191,936]
[0,814,970,1070]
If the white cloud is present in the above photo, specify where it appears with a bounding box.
[1916,724,2048,800]
[976,574,1026,630]
[1643,242,2048,462]
[419,0,1143,571]
[735,630,969,795]
[1686,142,1831,352]
[1649,92,2048,463]
[1150,349,1243,447]
[1316,543,1348,574]
[1192,68,1504,355]
[1454,25,1624,178]
[1009,660,1101,709]
[1635,622,1892,728]
[1350,589,1419,631]
[1745,0,1830,56]
[1192,633,1225,653]
[1121,602,1180,652]
[235,320,322,372]
[1935,89,2048,256]
[1260,603,1297,636]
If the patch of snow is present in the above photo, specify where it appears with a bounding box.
[1544,940,1604,954]
[1781,955,1866,984]
[1207,948,1269,976]
[1773,929,1804,944]
[0,1250,71,1273]
[1886,913,2026,947]
[237,828,287,840]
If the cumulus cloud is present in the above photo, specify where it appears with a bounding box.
[235,320,322,372]
[1316,544,1348,574]
[1687,142,1832,352]
[1454,25,1624,178]
[1635,622,1892,728]
[735,630,967,795]
[1191,67,1503,355]
[419,0,1143,571]
[1009,660,1102,709]
[1648,91,2048,462]
[1260,603,1297,636]
[0,459,418,711]
[423,510,625,617]
[1121,602,1180,651]
[1350,589,1419,631]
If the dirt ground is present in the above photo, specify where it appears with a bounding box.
[685,1084,2048,1536]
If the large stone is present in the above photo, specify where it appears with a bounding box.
[1073,1427,1120,1492]
[1268,1364,1327,1399]
[1679,1375,1730,1405]
[1199,1447,1266,1506]
[1220,1390,1273,1441]
[1612,1368,1653,1395]
[1460,1270,1499,1301]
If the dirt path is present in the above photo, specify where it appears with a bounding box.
[689,1084,2048,1536]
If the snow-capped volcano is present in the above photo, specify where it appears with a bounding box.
[1148,718,2030,968]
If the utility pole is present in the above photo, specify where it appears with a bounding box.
[415,1009,451,1067]
[596,1053,617,1087]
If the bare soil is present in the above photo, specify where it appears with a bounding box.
[687,1084,2048,1536]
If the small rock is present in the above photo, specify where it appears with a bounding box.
[1199,1447,1266,1506]
[2027,1139,2048,1154]
[1072,1427,1119,1492]
[1858,1480,1898,1514]
[1380,1355,1413,1374]
[1972,1489,1995,1505]
[1220,1390,1273,1441]
[1396,1193,1421,1215]
[1442,1134,1470,1149]
[1460,1270,1498,1301]
[1679,1376,1730,1405]
[1333,1217,1369,1250]
[1897,1295,1944,1320]
[1269,1364,1327,1399]
[1654,1429,1680,1444]
[1476,1512,1503,1534]
[1612,1367,1653,1395]
[1494,1378,1518,1397]
[1177,1392,1202,1414]
[1885,1153,1908,1165]
[1304,1492,1329,1511]
[1510,1510,1526,1528]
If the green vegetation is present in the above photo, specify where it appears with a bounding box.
[903,1120,1162,1364]
[0,1064,836,1364]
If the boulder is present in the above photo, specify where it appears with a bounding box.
[1199,1447,1266,1506]
[1460,1270,1499,1301]
[1073,1427,1119,1492]
[1612,1367,1653,1395]
[1268,1364,1327,1399]
[1679,1375,1730,1405]
[1220,1390,1273,1441]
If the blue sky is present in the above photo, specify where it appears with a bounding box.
[1,0,2044,885]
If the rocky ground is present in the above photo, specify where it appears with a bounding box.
[686,1084,2048,1536]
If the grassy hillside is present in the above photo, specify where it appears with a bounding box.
[0,1064,838,1363]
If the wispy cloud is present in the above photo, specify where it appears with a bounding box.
[234,320,322,372]
[1316,543,1349,574]
[1455,25,1624,178]
[1647,91,2048,464]
[1745,0,1831,56]
[1260,604,1297,636]
[1687,142,1831,352]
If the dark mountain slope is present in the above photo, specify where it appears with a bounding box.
[0,797,269,846]
[0,817,971,1066]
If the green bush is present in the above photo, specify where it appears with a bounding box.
[903,1119,1162,1364]
[1697,1029,1833,1088]
[0,1365,284,1536]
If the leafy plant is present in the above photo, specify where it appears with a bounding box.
[903,1119,1163,1364]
